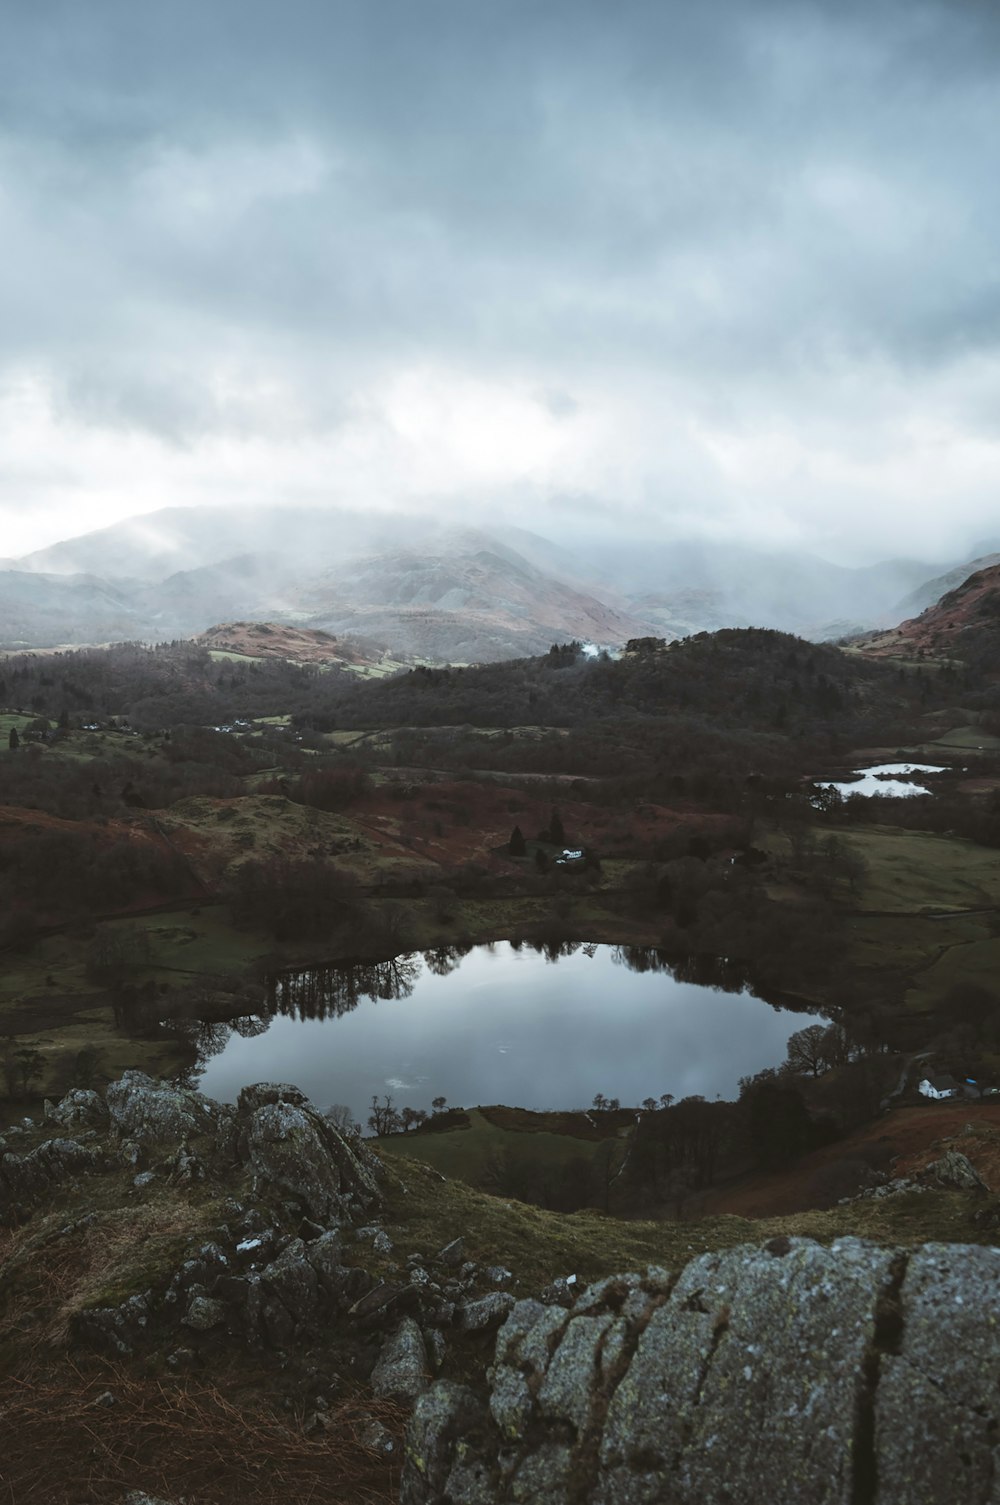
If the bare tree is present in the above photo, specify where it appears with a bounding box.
[367,1094,402,1136]
[785,1024,831,1077]
[324,1103,359,1136]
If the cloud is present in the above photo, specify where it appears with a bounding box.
[2,0,1000,562]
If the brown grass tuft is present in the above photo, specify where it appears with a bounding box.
[1,1358,403,1504]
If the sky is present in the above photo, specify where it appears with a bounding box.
[2,0,1000,564]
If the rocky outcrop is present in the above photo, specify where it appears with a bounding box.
[1,1136,106,1214]
[105,1071,223,1145]
[401,1237,1000,1505]
[44,1088,110,1133]
[920,1150,989,1194]
[241,1096,380,1224]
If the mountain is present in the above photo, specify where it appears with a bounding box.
[0,570,145,648]
[597,541,943,640]
[2,501,990,658]
[291,542,657,661]
[887,552,1000,622]
[857,562,1000,665]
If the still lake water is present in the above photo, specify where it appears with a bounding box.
[194,943,823,1123]
[815,762,947,799]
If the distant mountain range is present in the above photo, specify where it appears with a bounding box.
[2,504,998,660]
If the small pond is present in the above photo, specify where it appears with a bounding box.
[191,943,823,1124]
[814,762,947,800]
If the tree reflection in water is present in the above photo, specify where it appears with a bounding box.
[611,945,753,994]
[269,954,423,1021]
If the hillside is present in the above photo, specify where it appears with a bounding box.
[294,545,654,661]
[856,563,1000,668]
[2,1070,999,1503]
[195,621,382,668]
[888,551,1000,621]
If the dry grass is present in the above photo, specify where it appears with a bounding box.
[1,1358,403,1504]
[1,1203,213,1348]
[1,1207,403,1504]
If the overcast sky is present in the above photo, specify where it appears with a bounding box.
[2,0,1000,563]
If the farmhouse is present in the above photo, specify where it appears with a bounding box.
[918,1073,960,1101]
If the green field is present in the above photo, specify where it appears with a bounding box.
[377,1107,626,1188]
[837,827,1000,913]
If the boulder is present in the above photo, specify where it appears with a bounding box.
[920,1150,988,1193]
[401,1238,1000,1505]
[182,1295,228,1332]
[401,1382,491,1505]
[1,1137,104,1209]
[45,1088,109,1133]
[240,1098,380,1224]
[370,1317,430,1404]
[105,1072,220,1145]
[456,1292,516,1332]
[237,1083,309,1114]
[877,1244,1000,1504]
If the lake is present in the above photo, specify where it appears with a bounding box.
[193,943,824,1125]
[814,761,947,799]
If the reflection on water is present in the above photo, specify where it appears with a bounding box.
[188,943,822,1123]
[272,955,422,1020]
[814,762,947,800]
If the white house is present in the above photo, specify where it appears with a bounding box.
[918,1073,960,1101]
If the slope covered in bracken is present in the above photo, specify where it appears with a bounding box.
[857,563,1000,669]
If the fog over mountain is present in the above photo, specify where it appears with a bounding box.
[1,504,996,658]
[2,1,1000,571]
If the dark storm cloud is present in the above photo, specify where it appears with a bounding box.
[2,0,1000,556]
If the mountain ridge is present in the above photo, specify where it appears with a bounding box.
[2,503,995,659]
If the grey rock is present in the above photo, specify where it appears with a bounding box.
[371,1317,430,1404]
[166,1347,197,1370]
[357,1413,400,1460]
[1,1137,104,1206]
[167,1144,205,1185]
[436,1236,465,1268]
[401,1382,491,1505]
[182,1295,228,1331]
[46,1088,109,1133]
[254,1239,320,1346]
[404,1239,1000,1505]
[458,1292,517,1333]
[106,1071,218,1145]
[348,1279,419,1327]
[490,1300,572,1443]
[133,1171,156,1188]
[921,1149,988,1193]
[484,1265,513,1287]
[74,1291,154,1356]
[426,1328,448,1371]
[877,1244,1000,1504]
[510,1444,573,1504]
[242,1100,379,1224]
[237,1082,309,1114]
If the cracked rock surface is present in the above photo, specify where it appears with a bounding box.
[401,1237,1000,1505]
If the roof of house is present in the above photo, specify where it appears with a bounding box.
[922,1073,960,1092]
